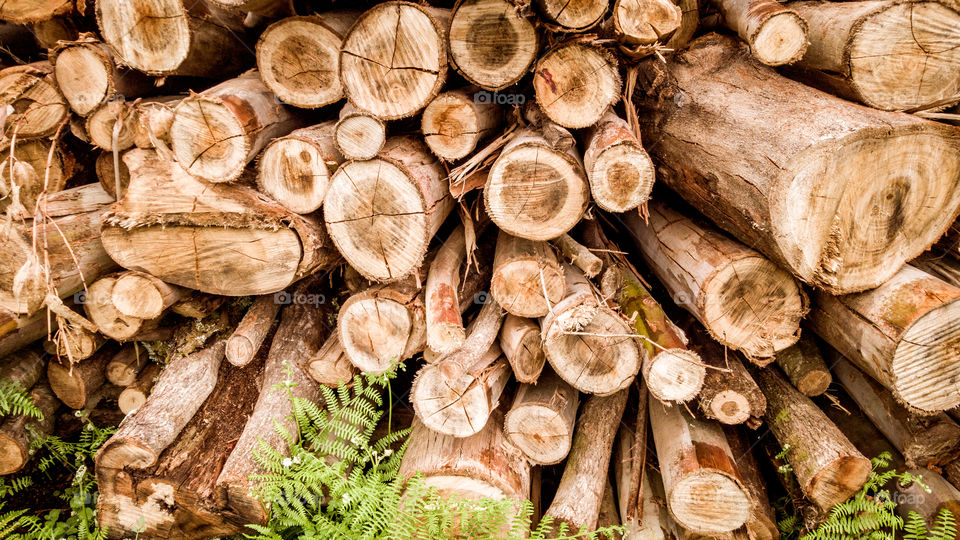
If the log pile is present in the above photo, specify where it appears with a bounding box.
[0,0,959,538]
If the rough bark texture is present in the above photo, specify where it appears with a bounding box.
[225,295,279,367]
[774,335,831,397]
[0,381,57,475]
[425,225,468,355]
[503,367,579,465]
[614,381,649,538]
[47,343,115,409]
[552,234,603,278]
[723,426,779,540]
[448,0,539,90]
[634,34,960,294]
[685,322,766,426]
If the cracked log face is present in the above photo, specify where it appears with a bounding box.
[0,65,68,140]
[95,0,192,75]
[422,88,503,161]
[612,0,682,45]
[533,42,621,129]
[257,121,342,214]
[339,2,448,120]
[448,0,539,90]
[338,293,416,373]
[0,0,72,24]
[536,0,608,30]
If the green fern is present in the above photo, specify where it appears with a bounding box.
[0,378,43,420]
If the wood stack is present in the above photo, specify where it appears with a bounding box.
[0,0,959,538]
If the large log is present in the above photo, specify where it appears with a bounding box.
[714,0,807,66]
[753,365,870,510]
[52,35,154,117]
[0,62,68,140]
[447,0,539,91]
[786,0,960,111]
[503,367,578,465]
[582,108,655,213]
[0,0,72,24]
[624,201,806,361]
[648,396,752,534]
[339,2,450,120]
[0,381,57,475]
[807,264,960,413]
[490,231,565,318]
[0,348,44,390]
[533,41,620,129]
[101,149,339,296]
[95,0,250,77]
[170,71,304,183]
[256,120,343,214]
[634,34,960,294]
[773,335,831,397]
[324,136,453,282]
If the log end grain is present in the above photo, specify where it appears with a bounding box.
[544,308,641,395]
[170,96,249,183]
[256,16,344,109]
[337,295,414,374]
[533,43,621,129]
[95,0,190,75]
[749,11,808,67]
[613,0,682,46]
[334,113,386,161]
[669,468,752,535]
[537,0,608,30]
[490,257,565,318]
[586,139,655,213]
[645,348,706,403]
[893,296,960,412]
[258,136,333,214]
[448,0,538,91]
[504,402,573,465]
[53,44,111,116]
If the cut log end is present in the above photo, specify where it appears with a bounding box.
[491,259,565,318]
[0,433,29,475]
[646,348,706,403]
[544,308,640,395]
[587,140,655,212]
[613,0,682,45]
[256,16,344,109]
[533,43,620,129]
[807,456,874,510]
[53,45,111,116]
[338,296,412,374]
[538,0,607,30]
[892,297,960,412]
[448,0,538,90]
[750,11,808,66]
[504,403,572,465]
[422,91,494,161]
[670,471,751,535]
[334,113,386,161]
[258,137,332,214]
[709,390,752,424]
[170,96,249,183]
[95,0,190,75]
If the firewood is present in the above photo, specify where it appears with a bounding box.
[47,344,115,409]
[105,344,146,387]
[896,468,960,528]
[946,461,960,493]
[648,396,751,534]
[485,109,589,241]
[426,225,468,354]
[0,309,51,358]
[714,0,807,66]
[0,381,57,475]
[491,231,565,318]
[536,0,608,30]
[533,42,620,129]
[830,354,960,468]
[634,465,671,539]
[95,150,130,199]
[613,382,647,537]
[95,0,249,77]
[541,265,641,396]
[324,136,453,282]
[339,2,450,120]
[51,35,154,117]
[215,295,326,526]
[611,0,682,46]
[83,275,157,341]
[448,0,539,91]
[0,0,72,24]
[30,16,77,50]
[0,348,44,389]
[552,234,603,278]
[422,86,503,161]
[46,322,107,362]
[786,0,960,111]
[808,264,960,413]
[399,408,531,507]
[1,183,116,314]
[131,98,180,151]
[170,71,304,183]
[210,0,293,18]
[724,426,779,540]
[503,367,578,465]
[255,13,358,109]
[498,314,546,383]
[224,295,279,367]
[333,102,386,160]
[753,365,870,510]
[118,363,161,415]
[0,138,70,217]
[624,201,806,362]
[0,62,68,140]
[170,292,226,319]
[257,120,343,214]
[582,108,654,213]
[307,332,359,387]
[111,272,184,321]
[685,322,766,426]
[411,300,510,437]
[774,335,830,397]
[101,149,339,296]
[913,253,960,290]
[635,34,960,294]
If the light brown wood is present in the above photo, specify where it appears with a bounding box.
[724,426,779,540]
[0,62,68,140]
[715,0,807,66]
[46,321,107,363]
[0,138,70,218]
[665,0,699,50]
[426,225,468,355]
[614,382,648,538]
[105,344,147,387]
[96,0,249,77]
[83,275,154,342]
[0,0,72,23]
[170,292,226,319]
[807,264,960,413]
[422,87,503,161]
[339,2,450,120]
[210,0,292,18]
[754,365,871,510]
[48,345,114,409]
[498,314,546,383]
[118,363,161,415]
[225,295,279,367]
[85,98,139,151]
[536,0,608,30]
[257,120,343,214]
[307,332,359,387]
[171,71,304,183]
[0,381,57,475]
[541,265,641,396]
[624,201,807,361]
[0,348,44,389]
[0,309,53,358]
[582,108,655,212]
[635,34,960,294]
[490,231,565,318]
[131,98,180,151]
[503,367,578,464]
[648,396,751,535]
[52,36,153,116]
[448,0,539,91]
[101,149,339,296]
[787,0,960,111]
[255,13,358,109]
[95,149,130,200]
[533,42,620,129]
[774,335,831,397]
[112,271,184,321]
[612,0,682,46]
[552,234,603,278]
[324,136,453,282]
[333,102,386,161]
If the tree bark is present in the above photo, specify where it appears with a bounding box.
[542,265,641,396]
[774,335,831,397]
[256,120,343,214]
[614,381,648,538]
[118,363,161,415]
[0,62,68,140]
[0,381,57,475]
[648,396,752,535]
[714,0,807,66]
[624,200,806,361]
[325,136,452,282]
[533,41,621,129]
[333,102,386,161]
[491,230,565,318]
[611,0,682,46]
[225,295,279,367]
[210,0,293,19]
[426,224,468,355]
[0,348,44,389]
[422,86,503,160]
[0,308,52,358]
[95,0,250,77]
[0,0,72,23]
[503,367,579,465]
[634,33,960,294]
[101,149,339,296]
[552,233,603,278]
[785,0,960,111]
[339,2,450,120]
[47,343,116,409]
[255,13,358,108]
[448,0,539,91]
[723,426,779,540]
[170,292,226,320]
[498,314,546,383]
[753,365,871,511]
[896,468,960,530]
[582,108,655,213]
[545,390,628,532]
[807,264,960,413]
[170,71,304,182]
